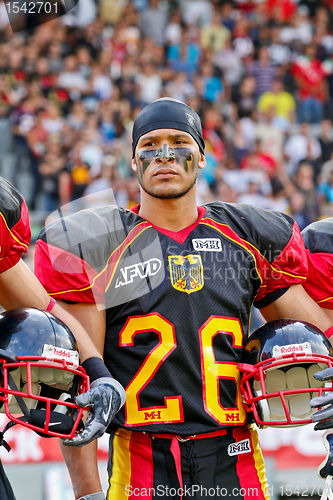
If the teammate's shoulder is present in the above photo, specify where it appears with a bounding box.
[0,177,25,229]
[302,218,333,253]
[38,204,144,259]
[204,201,295,243]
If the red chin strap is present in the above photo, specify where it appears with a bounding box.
[238,351,333,427]
[0,357,89,439]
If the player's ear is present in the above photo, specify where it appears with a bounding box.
[198,153,206,170]
[131,158,137,173]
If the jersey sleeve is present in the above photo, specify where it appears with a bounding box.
[246,209,307,307]
[206,203,308,308]
[0,178,31,273]
[34,206,126,304]
[302,218,333,309]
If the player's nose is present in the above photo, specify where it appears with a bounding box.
[155,144,176,162]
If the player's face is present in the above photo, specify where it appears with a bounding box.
[132,129,205,199]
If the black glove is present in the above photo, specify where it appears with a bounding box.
[311,367,333,430]
[62,376,125,446]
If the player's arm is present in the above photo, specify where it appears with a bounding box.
[260,284,332,333]
[57,301,106,500]
[0,260,125,455]
[0,259,101,362]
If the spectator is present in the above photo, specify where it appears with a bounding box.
[318,168,333,214]
[42,102,65,134]
[167,27,200,78]
[201,62,224,103]
[58,55,89,97]
[288,190,311,230]
[293,161,319,222]
[284,122,322,175]
[139,0,168,46]
[214,38,243,98]
[249,45,276,98]
[268,25,292,67]
[241,138,277,178]
[233,74,256,119]
[319,118,333,163]
[165,71,195,102]
[232,14,254,59]
[257,78,296,130]
[136,61,162,104]
[181,0,213,27]
[255,108,284,162]
[164,9,182,46]
[292,43,328,124]
[39,136,70,212]
[200,12,231,53]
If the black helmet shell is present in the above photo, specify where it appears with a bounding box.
[0,308,77,361]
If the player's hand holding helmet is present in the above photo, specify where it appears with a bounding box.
[62,359,125,447]
[0,308,125,445]
[310,366,333,430]
[238,319,333,427]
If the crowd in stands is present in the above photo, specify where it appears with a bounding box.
[0,0,333,231]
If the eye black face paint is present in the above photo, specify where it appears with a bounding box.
[138,149,156,177]
[173,148,195,172]
[138,144,177,177]
[137,144,197,178]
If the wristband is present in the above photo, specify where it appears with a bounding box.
[81,357,113,383]
[324,327,333,339]
[77,493,105,500]
[45,297,56,312]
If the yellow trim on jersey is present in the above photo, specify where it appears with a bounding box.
[249,425,269,500]
[317,296,333,304]
[244,238,306,281]
[107,428,132,500]
[199,220,263,285]
[105,224,152,292]
[0,210,28,249]
[48,222,151,296]
[247,304,253,336]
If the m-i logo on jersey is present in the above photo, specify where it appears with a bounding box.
[168,254,204,294]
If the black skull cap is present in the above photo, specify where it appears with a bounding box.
[132,98,205,157]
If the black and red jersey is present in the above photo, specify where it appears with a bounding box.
[302,218,333,310]
[35,202,307,435]
[0,177,30,272]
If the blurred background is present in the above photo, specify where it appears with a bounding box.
[0,0,332,498]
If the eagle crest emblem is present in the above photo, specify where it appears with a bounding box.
[168,254,204,294]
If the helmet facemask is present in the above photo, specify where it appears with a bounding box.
[238,320,333,427]
[0,308,90,439]
[0,354,89,438]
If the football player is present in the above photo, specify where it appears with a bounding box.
[301,219,333,429]
[0,177,125,500]
[300,218,333,496]
[34,99,331,500]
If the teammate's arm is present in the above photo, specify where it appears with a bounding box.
[0,259,102,362]
[57,301,106,499]
[260,283,332,333]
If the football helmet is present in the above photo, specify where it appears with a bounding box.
[0,308,89,438]
[238,319,333,427]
